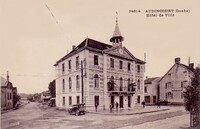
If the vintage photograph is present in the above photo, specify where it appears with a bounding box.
[1,0,200,129]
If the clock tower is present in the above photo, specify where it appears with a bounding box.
[110,13,124,46]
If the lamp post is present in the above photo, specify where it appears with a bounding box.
[81,61,84,104]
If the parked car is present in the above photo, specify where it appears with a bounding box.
[68,103,85,116]
[48,98,55,107]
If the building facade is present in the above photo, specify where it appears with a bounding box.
[1,72,16,110]
[159,58,194,104]
[54,20,145,110]
[144,77,160,105]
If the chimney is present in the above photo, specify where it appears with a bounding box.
[175,58,180,64]
[72,45,76,50]
[189,63,194,69]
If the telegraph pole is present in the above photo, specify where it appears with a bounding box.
[81,61,84,104]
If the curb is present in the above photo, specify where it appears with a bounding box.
[86,108,170,115]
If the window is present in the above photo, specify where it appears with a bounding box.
[119,61,123,69]
[127,78,130,86]
[62,79,65,92]
[77,96,80,104]
[110,58,114,68]
[137,80,140,91]
[94,74,99,88]
[76,75,80,89]
[94,55,99,65]
[69,96,72,105]
[68,60,71,70]
[76,56,79,70]
[128,63,131,71]
[181,92,183,99]
[168,73,171,79]
[144,86,147,93]
[181,81,184,88]
[110,76,114,82]
[62,63,65,74]
[120,77,123,91]
[137,65,140,73]
[62,96,65,106]
[165,83,168,89]
[69,77,72,91]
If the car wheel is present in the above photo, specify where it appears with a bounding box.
[75,111,79,116]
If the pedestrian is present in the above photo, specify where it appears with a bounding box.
[95,103,98,112]
[157,100,160,108]
[115,102,119,111]
[142,101,145,108]
[109,104,112,113]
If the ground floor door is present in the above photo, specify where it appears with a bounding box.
[153,96,156,104]
[119,96,123,108]
[111,96,115,108]
[128,96,131,107]
[94,96,99,106]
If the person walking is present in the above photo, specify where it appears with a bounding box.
[142,101,145,108]
[115,102,119,111]
[157,100,160,108]
[95,103,98,112]
[109,104,112,113]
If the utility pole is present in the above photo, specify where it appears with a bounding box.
[81,61,84,104]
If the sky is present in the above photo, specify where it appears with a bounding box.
[0,0,200,94]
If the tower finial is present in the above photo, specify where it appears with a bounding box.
[7,71,9,82]
[116,11,118,24]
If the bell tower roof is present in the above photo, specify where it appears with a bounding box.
[110,12,124,46]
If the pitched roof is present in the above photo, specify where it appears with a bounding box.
[54,38,112,66]
[1,76,7,86]
[145,77,160,84]
[159,63,194,82]
[54,38,145,65]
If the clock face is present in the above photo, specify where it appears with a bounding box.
[119,48,123,54]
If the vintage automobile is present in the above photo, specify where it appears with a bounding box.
[68,103,85,116]
[48,98,56,107]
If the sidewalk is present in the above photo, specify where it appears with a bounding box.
[86,106,170,115]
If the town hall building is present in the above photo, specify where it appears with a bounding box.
[54,19,145,110]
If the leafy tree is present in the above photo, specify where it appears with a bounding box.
[13,92,21,108]
[184,67,200,127]
[48,80,56,97]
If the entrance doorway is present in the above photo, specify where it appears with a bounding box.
[111,96,115,108]
[128,96,131,107]
[119,96,123,108]
[94,96,99,106]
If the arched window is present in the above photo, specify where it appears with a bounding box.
[76,75,80,89]
[110,76,114,82]
[94,74,99,88]
[137,79,140,90]
[69,77,72,90]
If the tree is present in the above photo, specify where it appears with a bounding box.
[48,80,56,97]
[183,67,200,128]
[13,92,21,108]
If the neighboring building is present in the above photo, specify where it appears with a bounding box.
[144,77,160,105]
[159,58,194,104]
[54,19,145,110]
[1,72,17,110]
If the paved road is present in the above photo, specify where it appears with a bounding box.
[1,102,190,129]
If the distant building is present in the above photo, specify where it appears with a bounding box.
[159,58,194,104]
[1,72,17,110]
[54,18,145,110]
[144,77,160,105]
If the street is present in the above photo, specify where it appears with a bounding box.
[1,102,190,129]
